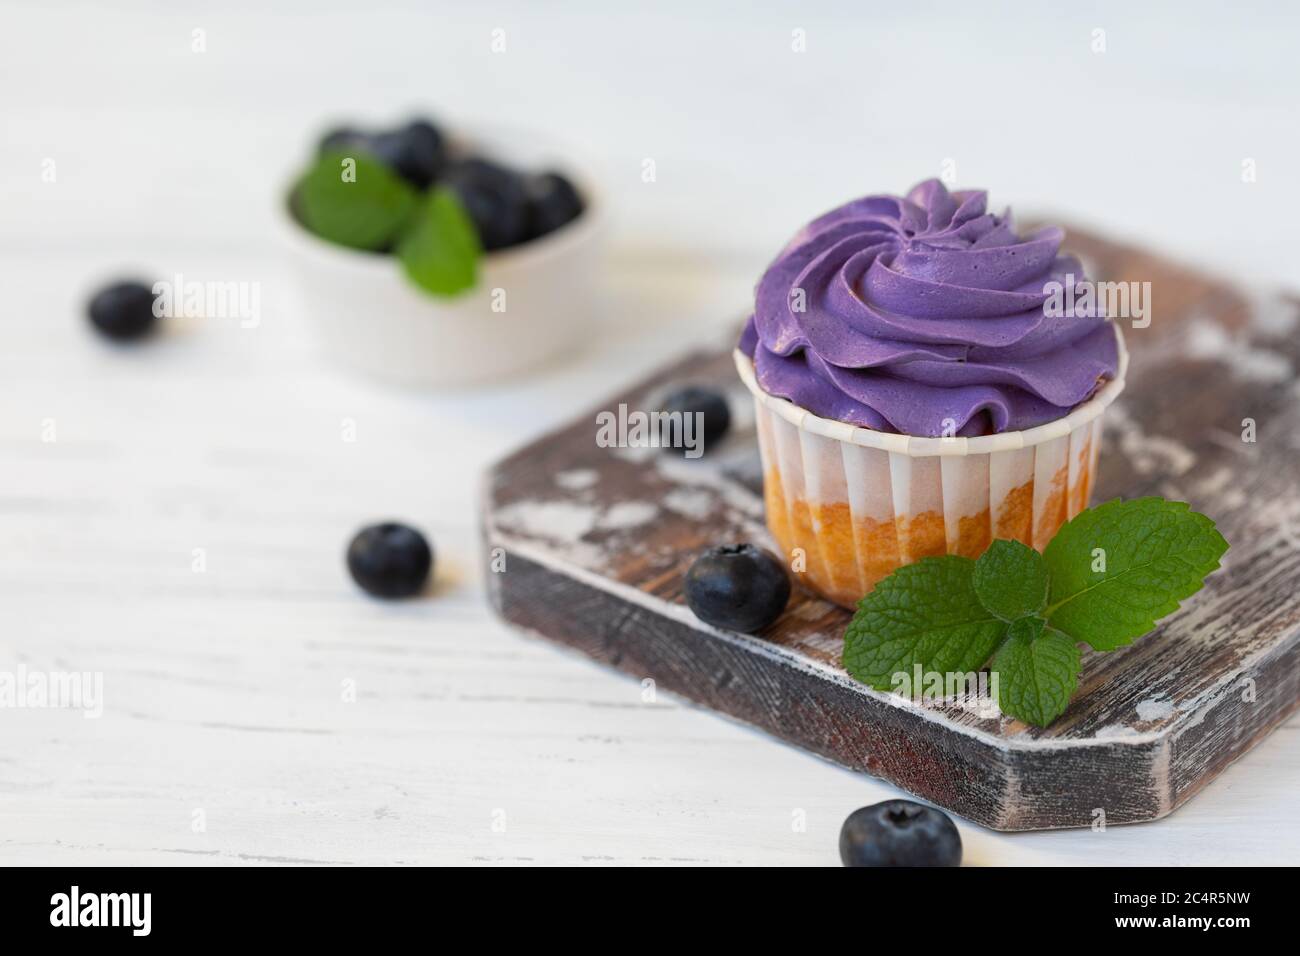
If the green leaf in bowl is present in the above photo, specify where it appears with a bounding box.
[295,150,418,251]
[397,188,482,297]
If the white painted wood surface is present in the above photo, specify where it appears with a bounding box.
[2,1,1297,865]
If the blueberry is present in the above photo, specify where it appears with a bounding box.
[684,544,790,633]
[660,386,731,456]
[839,800,962,867]
[318,120,446,190]
[318,126,365,153]
[442,158,529,251]
[524,171,584,239]
[347,522,434,599]
[368,119,447,190]
[87,280,159,341]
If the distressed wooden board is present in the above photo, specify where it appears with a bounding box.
[483,229,1300,831]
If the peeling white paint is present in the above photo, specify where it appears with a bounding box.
[495,500,598,543]
[663,487,715,521]
[598,500,660,531]
[1185,318,1292,384]
[554,469,599,492]
[1093,725,1145,740]
[1108,404,1198,477]
[1246,290,1300,336]
[1137,696,1175,721]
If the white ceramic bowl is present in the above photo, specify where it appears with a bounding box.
[278,129,605,388]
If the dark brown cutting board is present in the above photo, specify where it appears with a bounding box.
[483,228,1300,831]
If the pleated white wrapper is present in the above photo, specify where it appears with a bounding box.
[734,325,1127,608]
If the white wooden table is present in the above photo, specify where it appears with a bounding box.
[1,1,1296,865]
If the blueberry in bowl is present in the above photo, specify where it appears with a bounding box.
[318,119,446,191]
[281,118,603,388]
[370,120,447,191]
[441,157,530,251]
[295,117,589,260]
[524,171,585,240]
[318,125,364,153]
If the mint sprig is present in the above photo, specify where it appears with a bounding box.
[397,187,481,296]
[296,150,418,251]
[842,497,1228,727]
[293,151,481,297]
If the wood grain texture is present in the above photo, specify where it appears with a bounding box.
[485,229,1300,831]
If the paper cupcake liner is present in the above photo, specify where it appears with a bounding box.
[734,327,1128,608]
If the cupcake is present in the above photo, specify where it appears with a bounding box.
[736,179,1126,608]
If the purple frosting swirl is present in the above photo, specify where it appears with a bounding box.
[740,179,1118,436]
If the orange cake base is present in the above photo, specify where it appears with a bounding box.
[764,463,1082,609]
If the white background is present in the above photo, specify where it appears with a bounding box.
[1,1,1296,865]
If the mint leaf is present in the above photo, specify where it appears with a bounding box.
[397,187,481,297]
[972,538,1048,621]
[991,617,1081,726]
[843,556,1006,690]
[839,497,1229,728]
[296,150,418,251]
[1043,497,1229,651]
